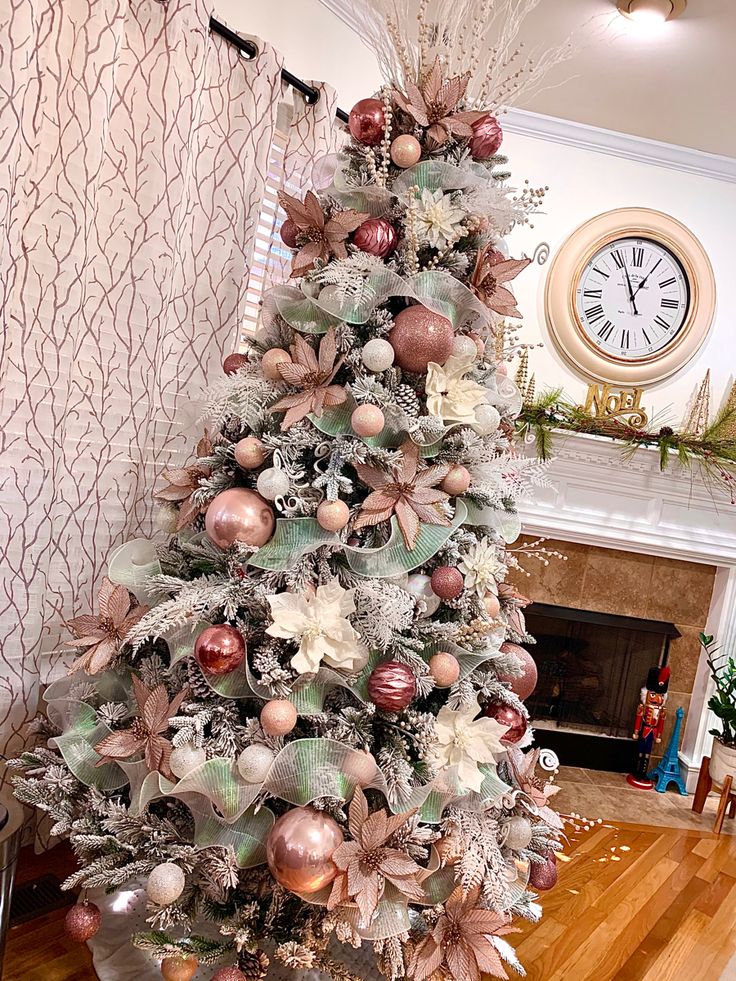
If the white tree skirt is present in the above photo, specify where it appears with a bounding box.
[86,886,378,981]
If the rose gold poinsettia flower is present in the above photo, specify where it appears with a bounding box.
[94,675,188,780]
[278,189,368,277]
[508,747,564,832]
[409,884,518,981]
[393,57,485,146]
[155,430,213,530]
[65,577,149,676]
[471,248,531,319]
[327,787,424,927]
[270,328,347,431]
[353,438,451,550]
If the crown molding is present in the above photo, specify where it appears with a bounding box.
[316,0,736,185]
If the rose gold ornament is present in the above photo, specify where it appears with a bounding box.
[429,652,461,688]
[261,347,292,381]
[210,969,248,981]
[497,642,538,701]
[161,955,199,981]
[280,218,298,248]
[529,852,558,891]
[483,592,501,618]
[431,566,464,600]
[388,305,454,374]
[266,806,343,894]
[441,464,471,496]
[260,698,297,737]
[348,98,385,145]
[367,661,417,712]
[470,113,503,159]
[205,488,275,549]
[316,499,350,531]
[64,901,101,943]
[223,353,248,376]
[194,624,246,676]
[351,404,385,437]
[353,218,397,258]
[482,701,528,744]
[390,134,422,168]
[234,436,267,471]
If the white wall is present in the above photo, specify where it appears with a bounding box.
[218,0,736,419]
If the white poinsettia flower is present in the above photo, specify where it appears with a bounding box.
[426,355,488,424]
[459,536,508,596]
[265,580,369,676]
[415,188,466,249]
[433,697,508,793]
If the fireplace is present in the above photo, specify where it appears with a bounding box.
[524,603,680,772]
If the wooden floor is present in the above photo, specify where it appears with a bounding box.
[5,822,736,980]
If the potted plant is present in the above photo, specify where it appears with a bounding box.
[701,632,736,784]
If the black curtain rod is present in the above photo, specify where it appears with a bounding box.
[209,16,350,124]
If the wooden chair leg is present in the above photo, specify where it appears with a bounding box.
[728,797,736,820]
[692,756,712,814]
[714,775,733,835]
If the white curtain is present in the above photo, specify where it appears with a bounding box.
[0,0,339,793]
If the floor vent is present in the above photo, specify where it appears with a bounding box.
[10,874,73,926]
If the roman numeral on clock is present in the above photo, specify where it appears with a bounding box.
[659,276,677,289]
[632,247,644,267]
[593,265,610,279]
[654,315,670,330]
[611,250,625,269]
[583,288,603,299]
[661,298,679,309]
[621,329,630,348]
[585,304,605,324]
[597,320,614,342]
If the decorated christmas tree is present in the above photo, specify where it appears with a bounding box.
[13,3,570,979]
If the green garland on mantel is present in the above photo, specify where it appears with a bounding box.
[516,388,736,501]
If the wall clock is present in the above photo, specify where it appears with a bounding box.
[544,208,716,386]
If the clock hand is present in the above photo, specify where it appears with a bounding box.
[622,264,639,316]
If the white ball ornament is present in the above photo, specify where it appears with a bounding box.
[451,335,478,360]
[237,744,276,784]
[361,338,395,372]
[147,863,186,905]
[256,467,290,501]
[501,815,533,850]
[169,745,207,779]
[473,403,501,436]
[405,574,441,617]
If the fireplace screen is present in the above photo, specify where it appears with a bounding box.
[523,604,680,740]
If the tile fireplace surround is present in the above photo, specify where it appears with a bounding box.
[516,431,736,792]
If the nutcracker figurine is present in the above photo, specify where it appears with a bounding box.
[626,665,670,790]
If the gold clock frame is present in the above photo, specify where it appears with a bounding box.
[544,208,716,386]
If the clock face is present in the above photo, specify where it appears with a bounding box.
[574,237,690,363]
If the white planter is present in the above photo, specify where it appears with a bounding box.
[709,738,736,786]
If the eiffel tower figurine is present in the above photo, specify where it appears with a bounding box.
[647,706,687,795]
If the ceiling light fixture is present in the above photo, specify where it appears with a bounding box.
[616,0,687,24]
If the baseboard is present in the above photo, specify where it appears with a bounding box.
[678,751,702,794]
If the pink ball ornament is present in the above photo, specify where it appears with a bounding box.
[280,218,299,248]
[368,661,417,712]
[195,624,246,676]
[390,133,422,168]
[431,566,464,600]
[441,464,471,496]
[234,436,267,471]
[261,347,292,381]
[353,218,397,258]
[429,652,461,688]
[483,592,501,618]
[388,305,455,374]
[210,970,248,981]
[266,806,343,894]
[470,113,503,159]
[498,642,538,701]
[348,98,386,145]
[223,353,248,376]
[205,488,275,549]
[260,698,297,737]
[529,852,558,891]
[64,901,102,943]
[482,701,528,744]
[351,404,385,437]
[316,499,350,531]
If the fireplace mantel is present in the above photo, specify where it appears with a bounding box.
[517,430,736,791]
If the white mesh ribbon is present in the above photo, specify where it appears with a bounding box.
[392,160,490,199]
[107,538,163,605]
[421,633,505,683]
[483,372,523,416]
[464,500,522,544]
[264,284,342,335]
[48,700,128,792]
[262,738,388,804]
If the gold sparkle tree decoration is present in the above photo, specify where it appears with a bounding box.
[683,370,711,436]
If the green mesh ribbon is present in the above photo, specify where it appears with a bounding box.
[48,700,128,792]
[464,500,522,544]
[178,798,274,868]
[267,284,342,334]
[263,738,388,805]
[311,401,447,458]
[392,159,489,199]
[106,538,162,605]
[421,634,505,683]
[172,758,258,822]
